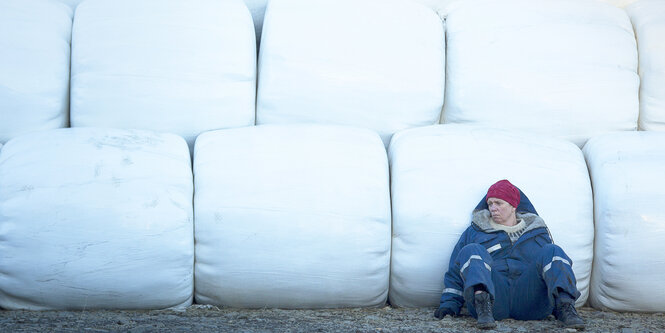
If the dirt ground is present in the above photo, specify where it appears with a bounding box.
[1,305,664,332]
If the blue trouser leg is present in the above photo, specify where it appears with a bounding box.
[509,264,552,320]
[454,244,495,319]
[538,243,581,302]
[510,243,580,320]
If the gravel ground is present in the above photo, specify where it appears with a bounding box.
[2,305,664,332]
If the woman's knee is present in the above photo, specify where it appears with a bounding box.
[537,243,572,268]
[539,243,566,257]
[458,243,492,262]
[459,243,487,255]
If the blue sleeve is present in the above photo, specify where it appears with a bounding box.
[438,228,469,315]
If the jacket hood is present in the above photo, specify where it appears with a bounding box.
[471,209,548,235]
[471,186,549,236]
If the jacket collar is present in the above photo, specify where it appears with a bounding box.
[471,209,548,236]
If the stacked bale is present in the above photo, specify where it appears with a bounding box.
[605,0,639,7]
[389,125,593,307]
[442,0,639,147]
[627,0,665,130]
[429,0,639,18]
[194,125,391,308]
[244,0,269,44]
[257,0,445,146]
[0,0,72,143]
[70,0,256,150]
[54,0,84,9]
[584,132,665,312]
[0,128,194,310]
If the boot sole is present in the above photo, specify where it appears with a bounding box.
[477,322,497,329]
[564,323,585,330]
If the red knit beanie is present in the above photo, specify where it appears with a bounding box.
[486,179,520,208]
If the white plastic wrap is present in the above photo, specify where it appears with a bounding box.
[70,0,256,150]
[442,0,639,147]
[413,0,641,18]
[256,0,445,147]
[627,0,665,131]
[54,0,84,9]
[0,128,194,310]
[244,0,268,45]
[584,132,665,312]
[0,0,72,143]
[388,124,593,307]
[247,0,445,50]
[194,125,391,308]
[602,0,639,8]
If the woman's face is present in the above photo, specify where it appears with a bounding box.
[487,197,517,226]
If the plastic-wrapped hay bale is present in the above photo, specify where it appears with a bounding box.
[0,0,72,143]
[604,0,639,8]
[584,132,665,312]
[388,124,593,307]
[243,0,268,45]
[246,0,448,48]
[627,0,665,131]
[433,0,639,18]
[70,0,256,150]
[0,128,194,310]
[54,0,84,9]
[256,0,445,147]
[442,0,639,147]
[194,125,391,308]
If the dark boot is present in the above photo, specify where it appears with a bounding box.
[474,292,496,329]
[554,299,585,329]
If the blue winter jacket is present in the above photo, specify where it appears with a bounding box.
[439,191,553,315]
